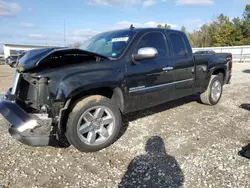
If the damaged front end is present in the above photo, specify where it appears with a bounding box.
[0,100,52,146]
[0,72,54,146]
[0,47,107,147]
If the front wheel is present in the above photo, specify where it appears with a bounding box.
[200,74,223,105]
[66,95,122,152]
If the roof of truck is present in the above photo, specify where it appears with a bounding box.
[104,27,183,34]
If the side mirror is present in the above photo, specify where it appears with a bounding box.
[132,47,158,63]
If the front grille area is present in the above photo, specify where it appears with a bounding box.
[10,72,39,110]
[11,72,21,95]
[10,72,51,113]
[19,78,38,108]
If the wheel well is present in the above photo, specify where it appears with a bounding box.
[60,87,123,134]
[69,87,124,111]
[68,87,115,110]
[212,68,225,81]
[77,87,114,99]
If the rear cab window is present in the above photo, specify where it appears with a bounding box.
[169,33,188,57]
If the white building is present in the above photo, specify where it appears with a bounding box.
[3,44,56,59]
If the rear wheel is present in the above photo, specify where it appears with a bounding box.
[200,74,223,105]
[66,95,122,152]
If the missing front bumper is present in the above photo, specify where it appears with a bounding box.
[0,99,52,146]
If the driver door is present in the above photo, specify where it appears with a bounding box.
[126,31,175,112]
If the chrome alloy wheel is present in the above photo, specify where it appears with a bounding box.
[77,106,115,145]
[211,80,222,102]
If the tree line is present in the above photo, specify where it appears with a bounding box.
[157,4,250,47]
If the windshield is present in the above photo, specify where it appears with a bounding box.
[80,30,136,58]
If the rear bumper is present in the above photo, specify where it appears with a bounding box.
[0,99,52,146]
[226,75,231,84]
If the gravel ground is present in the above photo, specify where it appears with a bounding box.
[0,66,14,94]
[0,64,250,188]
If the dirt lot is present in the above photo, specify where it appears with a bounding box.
[0,65,15,93]
[0,64,250,188]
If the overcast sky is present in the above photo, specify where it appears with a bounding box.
[0,0,248,51]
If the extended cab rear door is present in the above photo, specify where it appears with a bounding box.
[168,32,195,98]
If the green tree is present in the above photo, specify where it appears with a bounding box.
[156,24,171,29]
[231,17,244,45]
[243,4,250,21]
[200,24,213,47]
[181,26,187,34]
[157,24,163,28]
[188,30,204,47]
[242,4,250,44]
[164,24,171,29]
[160,4,250,47]
[213,21,235,46]
[217,14,230,25]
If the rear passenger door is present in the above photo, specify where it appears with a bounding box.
[169,32,195,98]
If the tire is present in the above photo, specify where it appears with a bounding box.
[200,74,223,105]
[66,95,122,152]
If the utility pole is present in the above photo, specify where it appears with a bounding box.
[64,19,66,47]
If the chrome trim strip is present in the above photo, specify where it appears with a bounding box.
[129,86,146,92]
[129,78,194,93]
[163,67,173,71]
[173,78,194,84]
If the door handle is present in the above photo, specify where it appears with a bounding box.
[162,67,173,71]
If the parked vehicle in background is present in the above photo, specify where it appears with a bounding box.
[5,52,27,68]
[5,55,19,67]
[0,28,232,152]
[0,59,4,65]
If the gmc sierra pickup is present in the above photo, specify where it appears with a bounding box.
[0,28,232,152]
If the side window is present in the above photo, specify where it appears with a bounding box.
[170,33,187,57]
[136,32,167,57]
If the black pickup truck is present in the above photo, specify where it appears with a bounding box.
[0,28,232,152]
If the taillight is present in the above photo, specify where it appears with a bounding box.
[229,55,233,71]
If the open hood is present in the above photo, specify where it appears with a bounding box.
[16,47,109,72]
